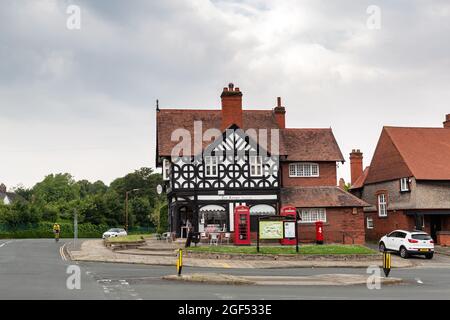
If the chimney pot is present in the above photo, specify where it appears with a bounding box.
[273,97,286,129]
[444,114,450,128]
[350,149,364,186]
[221,83,243,130]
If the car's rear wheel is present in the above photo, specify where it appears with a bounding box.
[400,246,409,259]
[425,253,434,260]
[379,242,386,252]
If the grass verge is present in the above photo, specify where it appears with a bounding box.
[105,234,153,243]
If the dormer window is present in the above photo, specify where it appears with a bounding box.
[205,156,218,177]
[162,159,171,181]
[289,163,319,177]
[400,178,410,192]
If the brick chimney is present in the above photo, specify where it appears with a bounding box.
[444,114,450,128]
[221,83,243,131]
[273,97,286,129]
[350,149,363,186]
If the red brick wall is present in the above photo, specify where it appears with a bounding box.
[281,162,337,187]
[297,208,365,245]
[364,210,415,242]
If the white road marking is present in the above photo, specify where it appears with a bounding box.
[60,244,67,261]
[0,240,13,248]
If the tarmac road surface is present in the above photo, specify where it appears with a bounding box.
[1,239,450,300]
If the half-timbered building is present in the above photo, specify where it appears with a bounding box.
[156,84,368,243]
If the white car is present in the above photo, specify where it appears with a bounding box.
[379,230,434,259]
[102,228,127,239]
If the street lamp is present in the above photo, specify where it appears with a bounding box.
[125,188,140,232]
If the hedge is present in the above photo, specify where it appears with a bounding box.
[0,222,110,239]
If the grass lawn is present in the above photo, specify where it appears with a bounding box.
[188,244,376,255]
[106,234,153,243]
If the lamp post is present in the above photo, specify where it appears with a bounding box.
[125,188,140,232]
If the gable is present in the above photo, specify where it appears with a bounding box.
[386,127,450,180]
[365,128,412,184]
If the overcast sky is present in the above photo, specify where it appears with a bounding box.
[1,0,449,188]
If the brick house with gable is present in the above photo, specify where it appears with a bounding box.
[350,114,450,245]
[156,83,368,244]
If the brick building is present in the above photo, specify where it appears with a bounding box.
[156,84,368,244]
[350,114,450,245]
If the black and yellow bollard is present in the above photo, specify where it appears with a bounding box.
[176,249,183,276]
[383,251,391,277]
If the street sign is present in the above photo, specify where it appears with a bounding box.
[156,184,163,195]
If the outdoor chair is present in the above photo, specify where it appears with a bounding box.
[222,232,231,245]
[209,233,219,246]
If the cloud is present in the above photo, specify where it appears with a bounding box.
[0,0,449,187]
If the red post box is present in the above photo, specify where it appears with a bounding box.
[280,206,297,246]
[315,221,324,245]
[234,205,251,246]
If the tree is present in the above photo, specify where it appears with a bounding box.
[33,173,80,204]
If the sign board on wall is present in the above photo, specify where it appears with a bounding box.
[259,221,284,240]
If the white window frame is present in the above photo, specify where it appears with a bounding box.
[250,156,263,177]
[289,163,319,177]
[400,178,410,192]
[366,217,374,229]
[204,156,218,177]
[299,208,326,223]
[162,159,171,181]
[378,194,387,217]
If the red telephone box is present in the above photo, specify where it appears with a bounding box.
[316,221,324,244]
[234,205,251,246]
[280,206,297,245]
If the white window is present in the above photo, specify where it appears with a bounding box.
[250,156,263,177]
[400,178,410,192]
[205,156,218,177]
[300,208,326,223]
[289,163,319,177]
[366,217,374,229]
[162,159,171,181]
[378,194,387,217]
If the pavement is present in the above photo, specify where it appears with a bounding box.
[2,239,450,300]
[69,239,415,269]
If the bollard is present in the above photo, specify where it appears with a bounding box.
[383,251,391,277]
[176,249,183,276]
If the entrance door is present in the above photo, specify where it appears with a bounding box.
[177,206,194,238]
[430,216,442,242]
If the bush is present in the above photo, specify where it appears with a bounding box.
[157,204,169,234]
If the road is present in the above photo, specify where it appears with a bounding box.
[1,239,450,300]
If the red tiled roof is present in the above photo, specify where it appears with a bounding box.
[281,186,370,208]
[350,166,370,190]
[156,109,344,162]
[282,128,344,162]
[366,126,450,183]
